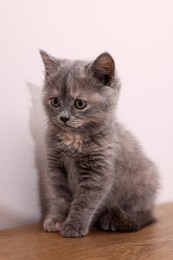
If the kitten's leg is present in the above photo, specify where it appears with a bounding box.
[60,166,113,238]
[43,168,71,232]
[98,206,155,232]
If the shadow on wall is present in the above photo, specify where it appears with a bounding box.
[27,82,47,218]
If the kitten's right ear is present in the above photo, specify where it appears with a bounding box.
[40,49,59,76]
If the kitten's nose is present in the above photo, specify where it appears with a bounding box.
[60,116,70,123]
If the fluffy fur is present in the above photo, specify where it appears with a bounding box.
[40,50,159,238]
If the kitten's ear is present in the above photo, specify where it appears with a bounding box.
[40,49,59,76]
[90,52,115,85]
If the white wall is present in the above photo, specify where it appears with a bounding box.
[0,0,173,230]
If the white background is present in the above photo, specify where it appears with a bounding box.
[0,0,173,230]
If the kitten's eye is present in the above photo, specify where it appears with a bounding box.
[75,99,87,109]
[50,97,60,107]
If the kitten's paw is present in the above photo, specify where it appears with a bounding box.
[99,213,116,231]
[99,213,138,232]
[43,218,61,232]
[60,222,88,238]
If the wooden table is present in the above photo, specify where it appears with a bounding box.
[0,203,173,260]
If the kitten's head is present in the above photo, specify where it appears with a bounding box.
[40,50,120,135]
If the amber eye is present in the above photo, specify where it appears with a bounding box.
[50,97,60,107]
[75,99,87,109]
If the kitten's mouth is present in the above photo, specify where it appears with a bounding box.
[64,123,72,128]
[63,122,82,130]
[56,120,82,130]
[63,122,75,129]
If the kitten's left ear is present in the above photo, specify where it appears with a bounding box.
[90,52,115,85]
[40,49,59,76]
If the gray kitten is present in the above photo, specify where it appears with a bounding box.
[40,50,159,238]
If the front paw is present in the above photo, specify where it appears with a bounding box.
[60,221,88,238]
[43,218,61,232]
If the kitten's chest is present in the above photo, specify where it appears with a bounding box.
[60,132,85,152]
[58,133,85,193]
[58,135,91,194]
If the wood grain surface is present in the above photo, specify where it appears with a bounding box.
[0,203,173,260]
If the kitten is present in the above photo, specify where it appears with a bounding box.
[40,50,159,238]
